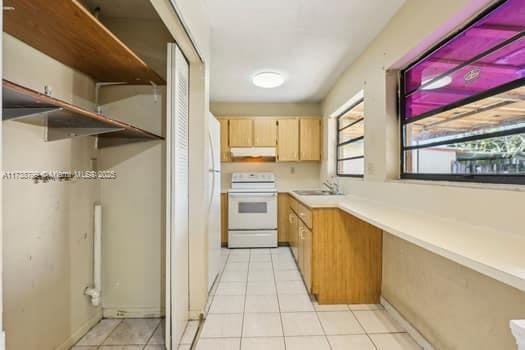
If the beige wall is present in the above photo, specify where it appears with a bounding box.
[3,35,101,349]
[221,162,321,193]
[383,234,525,350]
[92,17,169,318]
[320,0,525,348]
[321,0,523,236]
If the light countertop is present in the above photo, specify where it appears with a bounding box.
[289,191,525,294]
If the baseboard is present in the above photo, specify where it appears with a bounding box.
[103,307,165,318]
[380,296,435,350]
[56,310,102,350]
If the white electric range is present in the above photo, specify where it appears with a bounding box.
[228,172,278,248]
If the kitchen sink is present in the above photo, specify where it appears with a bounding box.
[293,190,341,196]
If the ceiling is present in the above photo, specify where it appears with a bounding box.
[204,0,405,103]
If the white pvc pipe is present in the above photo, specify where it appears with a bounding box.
[511,320,525,350]
[85,204,102,306]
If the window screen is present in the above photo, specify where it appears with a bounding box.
[400,0,525,184]
[337,99,365,176]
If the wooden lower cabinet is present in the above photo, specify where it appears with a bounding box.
[289,196,382,304]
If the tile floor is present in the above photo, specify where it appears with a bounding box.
[199,247,422,350]
[72,317,165,350]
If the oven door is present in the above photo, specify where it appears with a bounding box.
[228,192,277,230]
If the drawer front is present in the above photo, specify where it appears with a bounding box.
[297,203,312,229]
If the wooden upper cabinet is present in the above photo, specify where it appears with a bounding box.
[300,118,322,161]
[253,119,277,146]
[219,119,231,162]
[277,119,299,161]
[229,119,253,147]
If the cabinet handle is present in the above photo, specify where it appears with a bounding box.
[288,213,293,223]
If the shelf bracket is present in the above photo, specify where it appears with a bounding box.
[95,82,126,114]
[3,107,60,121]
[150,81,159,102]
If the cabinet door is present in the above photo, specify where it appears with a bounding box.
[229,119,253,147]
[219,119,231,162]
[300,119,321,161]
[277,119,299,161]
[303,226,312,292]
[254,119,277,146]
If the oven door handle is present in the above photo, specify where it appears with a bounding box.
[228,193,277,198]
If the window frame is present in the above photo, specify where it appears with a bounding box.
[399,0,525,185]
[336,98,365,178]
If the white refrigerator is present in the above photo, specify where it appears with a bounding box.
[207,113,221,291]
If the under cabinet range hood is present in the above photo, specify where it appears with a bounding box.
[230,147,276,158]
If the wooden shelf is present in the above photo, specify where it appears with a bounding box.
[3,79,164,147]
[4,0,165,85]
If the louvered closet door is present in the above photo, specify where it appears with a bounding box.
[165,43,189,349]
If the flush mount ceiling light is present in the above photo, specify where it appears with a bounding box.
[421,75,452,90]
[252,71,285,88]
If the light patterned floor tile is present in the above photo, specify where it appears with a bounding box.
[76,319,121,346]
[275,270,302,281]
[200,314,243,338]
[276,281,308,295]
[241,337,285,350]
[317,311,365,335]
[210,295,246,314]
[328,334,376,350]
[221,270,248,282]
[224,263,249,273]
[248,270,275,282]
[278,293,314,312]
[148,323,165,344]
[99,346,142,350]
[249,255,272,262]
[353,310,405,334]
[246,281,276,296]
[281,312,323,336]
[245,294,279,313]
[180,320,199,344]
[285,336,330,350]
[71,347,98,350]
[370,333,422,350]
[216,282,247,296]
[196,337,241,350]
[103,319,160,345]
[242,313,283,337]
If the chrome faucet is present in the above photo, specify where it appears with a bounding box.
[323,177,341,194]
